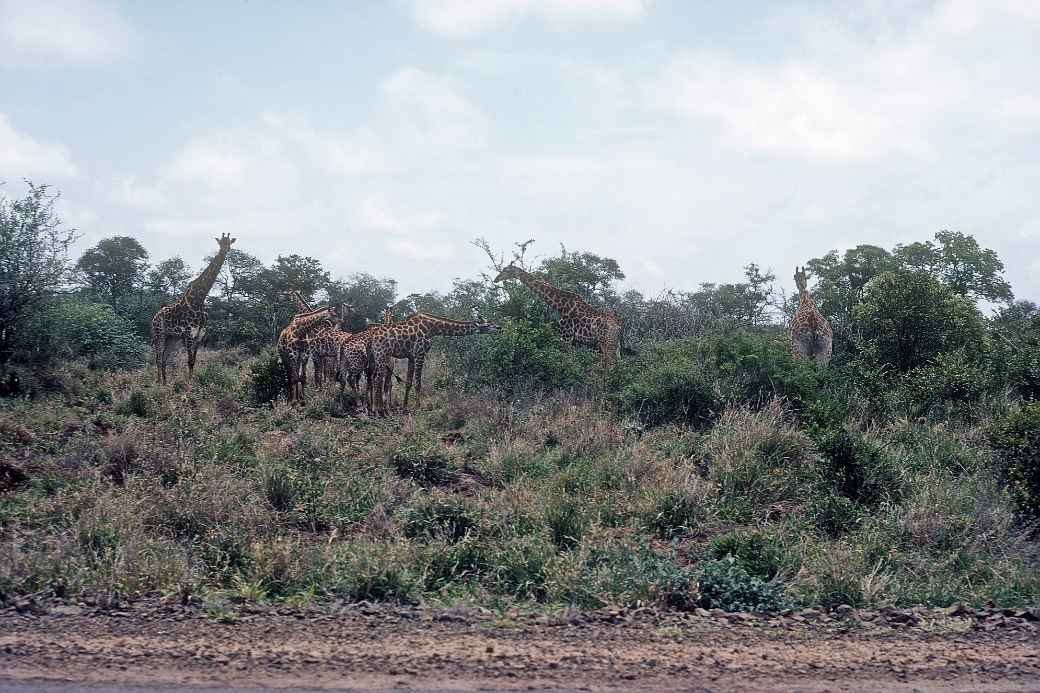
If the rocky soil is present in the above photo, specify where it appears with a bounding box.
[2,596,1039,691]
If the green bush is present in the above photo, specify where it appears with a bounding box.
[853,271,985,373]
[899,350,987,412]
[646,490,704,540]
[616,333,826,428]
[708,531,785,580]
[615,341,719,427]
[989,404,1040,518]
[445,319,595,395]
[549,543,699,610]
[245,351,285,406]
[116,390,152,418]
[195,362,239,390]
[813,427,903,506]
[807,493,861,537]
[695,557,786,612]
[389,433,454,486]
[22,298,145,370]
[402,492,478,542]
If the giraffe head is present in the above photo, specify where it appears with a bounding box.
[474,318,500,334]
[794,266,809,294]
[215,233,236,252]
[494,265,523,283]
[382,307,394,324]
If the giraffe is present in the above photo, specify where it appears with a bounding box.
[789,266,833,365]
[493,265,621,366]
[306,306,358,390]
[368,313,499,415]
[277,305,339,401]
[282,289,315,383]
[284,289,312,314]
[150,234,236,384]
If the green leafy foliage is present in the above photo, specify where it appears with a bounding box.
[989,404,1040,519]
[23,298,145,370]
[854,271,985,373]
[389,433,454,486]
[708,531,785,580]
[695,557,787,613]
[245,351,285,406]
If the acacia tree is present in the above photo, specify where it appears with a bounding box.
[76,236,150,310]
[0,182,79,361]
[853,271,985,372]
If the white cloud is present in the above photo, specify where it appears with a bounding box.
[381,67,490,153]
[0,0,133,67]
[0,113,77,178]
[408,0,646,38]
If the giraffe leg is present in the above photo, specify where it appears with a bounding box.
[161,336,178,385]
[153,341,162,385]
[413,354,426,411]
[187,339,201,380]
[402,358,415,412]
[182,335,197,382]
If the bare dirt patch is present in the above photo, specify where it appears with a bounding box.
[2,600,1039,691]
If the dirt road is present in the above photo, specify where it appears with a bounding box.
[2,599,1039,692]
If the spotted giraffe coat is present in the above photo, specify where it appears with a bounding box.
[789,266,833,365]
[493,265,621,366]
[151,234,235,384]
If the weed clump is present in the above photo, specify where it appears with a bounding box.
[989,403,1040,519]
[389,433,454,486]
[695,556,786,613]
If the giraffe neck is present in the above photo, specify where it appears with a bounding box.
[510,268,574,312]
[292,309,333,336]
[184,247,230,309]
[291,291,312,313]
[415,314,483,337]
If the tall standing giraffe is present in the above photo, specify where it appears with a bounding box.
[150,234,236,384]
[277,305,339,401]
[368,313,498,415]
[493,265,621,366]
[789,266,833,365]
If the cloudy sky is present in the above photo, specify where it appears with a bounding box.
[2,0,1038,300]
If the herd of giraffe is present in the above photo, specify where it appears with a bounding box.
[150,236,832,414]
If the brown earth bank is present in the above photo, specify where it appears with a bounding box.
[1,598,1039,692]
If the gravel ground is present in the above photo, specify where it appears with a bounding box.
[2,597,1039,692]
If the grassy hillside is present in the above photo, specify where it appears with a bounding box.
[1,346,1037,614]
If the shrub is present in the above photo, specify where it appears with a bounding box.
[813,427,903,506]
[708,531,785,580]
[389,433,454,486]
[116,390,152,418]
[989,404,1040,518]
[195,362,238,390]
[326,542,418,604]
[807,493,861,537]
[899,350,987,413]
[245,351,285,406]
[695,556,787,612]
[645,488,707,540]
[695,332,823,407]
[853,271,985,373]
[22,298,145,370]
[544,495,589,550]
[703,405,818,521]
[444,319,594,395]
[615,341,719,427]
[547,542,699,610]
[402,492,478,542]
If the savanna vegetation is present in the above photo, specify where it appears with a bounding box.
[1,179,1039,616]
